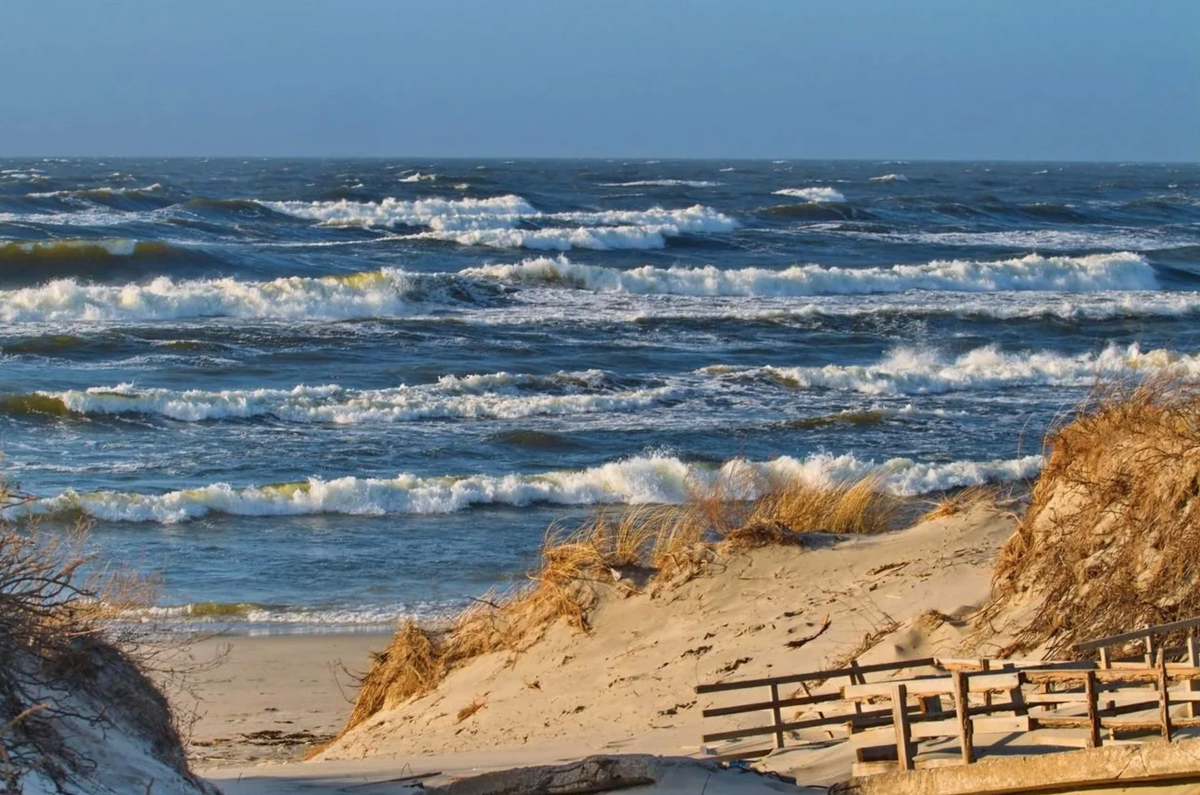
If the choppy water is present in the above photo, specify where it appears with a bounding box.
[2,158,1199,633]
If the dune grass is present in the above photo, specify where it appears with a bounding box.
[987,377,1200,657]
[337,466,902,738]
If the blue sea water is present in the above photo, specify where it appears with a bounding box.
[1,158,1198,632]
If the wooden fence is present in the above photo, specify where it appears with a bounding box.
[695,617,1200,775]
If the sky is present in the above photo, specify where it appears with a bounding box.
[1,0,1196,161]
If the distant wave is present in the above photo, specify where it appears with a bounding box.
[870,173,908,183]
[27,183,164,199]
[773,187,846,203]
[262,194,737,251]
[11,452,1044,523]
[0,267,488,322]
[599,180,721,188]
[705,342,1200,396]
[465,252,1158,295]
[11,372,675,423]
[398,171,437,183]
[0,238,201,284]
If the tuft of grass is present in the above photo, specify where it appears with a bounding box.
[985,376,1200,657]
[455,698,487,724]
[919,485,1001,523]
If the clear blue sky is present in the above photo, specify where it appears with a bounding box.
[1,0,1195,161]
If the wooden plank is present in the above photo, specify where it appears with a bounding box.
[700,709,884,743]
[1159,650,1173,742]
[1033,715,1200,731]
[769,683,784,749]
[843,672,1019,701]
[701,691,840,718]
[1026,690,1200,707]
[1075,615,1200,652]
[953,670,974,765]
[1085,670,1101,749]
[892,684,914,772]
[1024,667,1200,685]
[909,715,1029,740]
[1188,635,1199,719]
[695,657,937,694]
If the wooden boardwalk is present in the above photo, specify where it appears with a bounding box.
[695,616,1200,778]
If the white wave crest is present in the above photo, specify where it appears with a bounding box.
[14,452,1043,524]
[0,268,439,322]
[398,171,437,182]
[465,252,1157,296]
[599,180,721,188]
[27,183,164,198]
[262,195,736,250]
[870,173,908,182]
[717,342,1200,396]
[39,373,671,423]
[773,187,846,202]
[0,237,140,256]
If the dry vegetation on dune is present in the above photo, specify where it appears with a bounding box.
[986,378,1200,658]
[341,470,900,737]
[0,481,208,794]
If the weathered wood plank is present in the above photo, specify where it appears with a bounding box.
[695,656,937,694]
[892,684,914,772]
[701,691,840,718]
[843,672,1019,701]
[1076,616,1200,652]
[953,670,973,765]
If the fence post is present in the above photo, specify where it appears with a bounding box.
[892,684,914,772]
[1084,670,1101,749]
[1187,634,1199,719]
[1158,650,1173,743]
[1145,625,1155,668]
[952,670,974,765]
[769,683,784,750]
[850,659,864,716]
[980,659,992,709]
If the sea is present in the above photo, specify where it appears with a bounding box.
[1,158,1198,633]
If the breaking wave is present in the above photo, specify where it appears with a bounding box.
[398,171,437,182]
[11,452,1044,524]
[262,195,736,250]
[870,173,908,182]
[465,252,1158,295]
[13,372,675,423]
[27,183,164,199]
[0,267,485,322]
[599,180,721,188]
[711,343,1200,396]
[773,187,846,202]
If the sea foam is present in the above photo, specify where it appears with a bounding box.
[773,187,846,202]
[466,252,1158,295]
[711,342,1200,396]
[14,452,1045,524]
[28,372,675,423]
[262,195,736,250]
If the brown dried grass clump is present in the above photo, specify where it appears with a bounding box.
[986,377,1200,657]
[920,485,1002,523]
[339,465,904,736]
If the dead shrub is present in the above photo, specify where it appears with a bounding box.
[984,377,1200,657]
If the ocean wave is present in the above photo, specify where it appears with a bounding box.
[465,252,1157,295]
[262,195,736,250]
[773,187,846,203]
[27,183,164,199]
[16,374,673,423]
[710,342,1200,396]
[0,267,483,322]
[598,180,721,188]
[398,171,437,183]
[134,601,448,627]
[11,452,1044,524]
[870,173,908,183]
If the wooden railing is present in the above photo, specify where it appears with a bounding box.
[696,644,1200,774]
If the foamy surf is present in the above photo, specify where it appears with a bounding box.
[773,187,846,202]
[0,267,474,322]
[23,373,676,423]
[262,195,737,250]
[466,252,1158,295]
[709,342,1200,396]
[12,452,1045,524]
